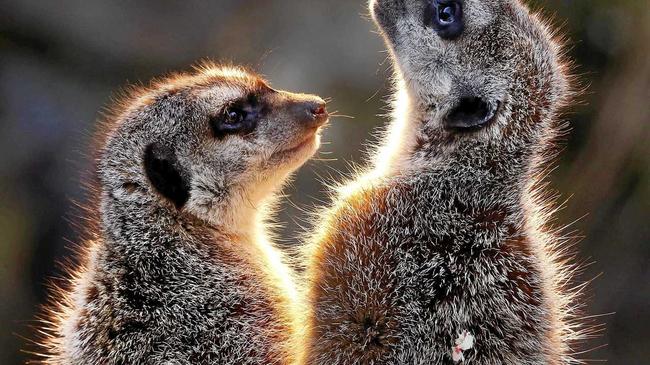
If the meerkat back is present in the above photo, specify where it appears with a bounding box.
[35,64,328,364]
[302,0,585,364]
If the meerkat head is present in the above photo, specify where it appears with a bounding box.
[97,64,328,229]
[370,0,570,168]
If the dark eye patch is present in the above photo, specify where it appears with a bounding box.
[425,0,464,40]
[210,93,264,139]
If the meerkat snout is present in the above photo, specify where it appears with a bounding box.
[287,98,329,128]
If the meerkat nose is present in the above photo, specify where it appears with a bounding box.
[311,101,329,126]
[292,98,328,127]
[313,105,327,117]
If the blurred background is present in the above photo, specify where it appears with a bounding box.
[0,0,647,363]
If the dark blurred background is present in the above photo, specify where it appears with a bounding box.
[0,0,648,363]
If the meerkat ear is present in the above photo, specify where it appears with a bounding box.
[143,143,191,209]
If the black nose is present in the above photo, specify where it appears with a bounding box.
[444,97,499,130]
[292,100,328,127]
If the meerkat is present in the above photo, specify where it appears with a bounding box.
[36,63,328,364]
[302,0,583,364]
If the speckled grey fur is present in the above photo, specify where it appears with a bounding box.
[302,1,581,364]
[37,64,326,365]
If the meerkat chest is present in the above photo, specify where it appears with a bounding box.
[311,178,551,364]
[76,241,287,364]
[142,247,287,363]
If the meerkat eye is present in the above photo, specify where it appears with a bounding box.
[225,108,246,125]
[427,0,464,40]
[439,5,457,24]
[210,103,258,139]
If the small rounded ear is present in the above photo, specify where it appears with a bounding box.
[143,142,191,209]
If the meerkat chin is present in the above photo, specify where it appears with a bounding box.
[301,0,584,364]
[35,62,328,365]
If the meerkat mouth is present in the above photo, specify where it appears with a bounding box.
[271,128,321,160]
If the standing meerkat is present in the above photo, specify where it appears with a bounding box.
[36,63,328,364]
[302,0,584,364]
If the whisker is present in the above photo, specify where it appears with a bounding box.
[329,114,356,119]
[365,88,383,103]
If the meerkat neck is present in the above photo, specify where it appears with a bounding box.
[370,85,549,183]
[371,80,420,178]
[99,190,266,255]
[204,196,300,311]
[94,196,296,307]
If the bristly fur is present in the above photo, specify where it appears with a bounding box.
[301,0,591,364]
[31,61,327,364]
